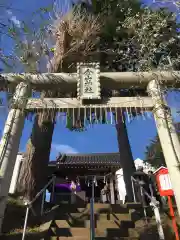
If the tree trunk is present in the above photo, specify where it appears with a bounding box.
[116,109,136,202]
[17,112,55,202]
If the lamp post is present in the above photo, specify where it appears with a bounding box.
[86,175,96,240]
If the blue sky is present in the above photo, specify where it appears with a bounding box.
[1,0,180,161]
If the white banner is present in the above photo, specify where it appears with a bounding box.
[159,174,172,191]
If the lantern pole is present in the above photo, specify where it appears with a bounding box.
[167,195,179,240]
[150,197,165,240]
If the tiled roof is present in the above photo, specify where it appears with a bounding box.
[55,152,121,167]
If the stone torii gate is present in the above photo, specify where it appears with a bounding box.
[0,64,180,231]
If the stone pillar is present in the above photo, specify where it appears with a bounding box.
[110,176,115,204]
[9,153,23,194]
[116,109,136,202]
[0,82,30,232]
[147,79,180,216]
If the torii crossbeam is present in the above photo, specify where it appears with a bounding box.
[0,71,180,90]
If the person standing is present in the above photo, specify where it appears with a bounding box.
[132,166,151,206]
[70,180,77,203]
[148,170,157,197]
[148,170,167,208]
[116,169,127,204]
[101,182,110,203]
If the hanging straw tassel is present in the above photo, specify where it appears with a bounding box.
[134,105,138,119]
[129,106,133,122]
[126,107,130,123]
[139,97,146,120]
[72,108,75,126]
[29,112,33,122]
[62,108,66,125]
[66,109,73,129]
[91,107,94,125]
[105,107,108,124]
[96,106,100,124]
[63,108,66,126]
[142,107,146,120]
[56,110,59,124]
[58,108,62,125]
[93,107,97,124]
[58,108,62,124]
[78,109,81,129]
[84,107,87,127]
[115,107,118,125]
[94,106,97,124]
[143,107,148,119]
[78,107,80,121]
[89,106,92,125]
[100,106,103,124]
[66,108,68,126]
[110,107,113,125]
[146,109,152,119]
[120,107,124,123]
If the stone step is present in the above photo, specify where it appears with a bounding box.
[1,234,139,240]
[50,237,139,240]
[45,202,142,212]
[55,204,131,214]
[52,220,86,228]
[125,203,142,209]
[54,212,133,221]
[99,213,132,221]
[1,232,46,240]
[55,209,124,215]
[53,219,135,229]
[50,227,90,237]
[50,237,89,240]
[86,220,135,229]
[50,227,139,238]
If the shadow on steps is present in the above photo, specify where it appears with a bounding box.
[0,231,47,240]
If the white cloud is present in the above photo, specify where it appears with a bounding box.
[7,10,21,28]
[51,143,78,154]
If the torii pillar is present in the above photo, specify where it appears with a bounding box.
[147,79,180,216]
[0,82,30,232]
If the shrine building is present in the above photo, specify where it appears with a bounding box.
[48,152,121,204]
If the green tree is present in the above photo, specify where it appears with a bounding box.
[90,0,180,200]
[145,135,167,168]
[145,123,180,168]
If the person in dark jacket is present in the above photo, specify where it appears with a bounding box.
[148,170,157,197]
[132,166,151,206]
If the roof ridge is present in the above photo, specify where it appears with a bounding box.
[63,152,120,157]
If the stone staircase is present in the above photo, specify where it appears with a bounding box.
[40,202,147,240]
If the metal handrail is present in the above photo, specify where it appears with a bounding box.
[22,175,56,240]
[89,176,95,240]
[131,176,154,202]
[28,175,56,206]
[131,176,165,240]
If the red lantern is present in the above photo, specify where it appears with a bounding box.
[154,166,173,197]
[154,167,179,240]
